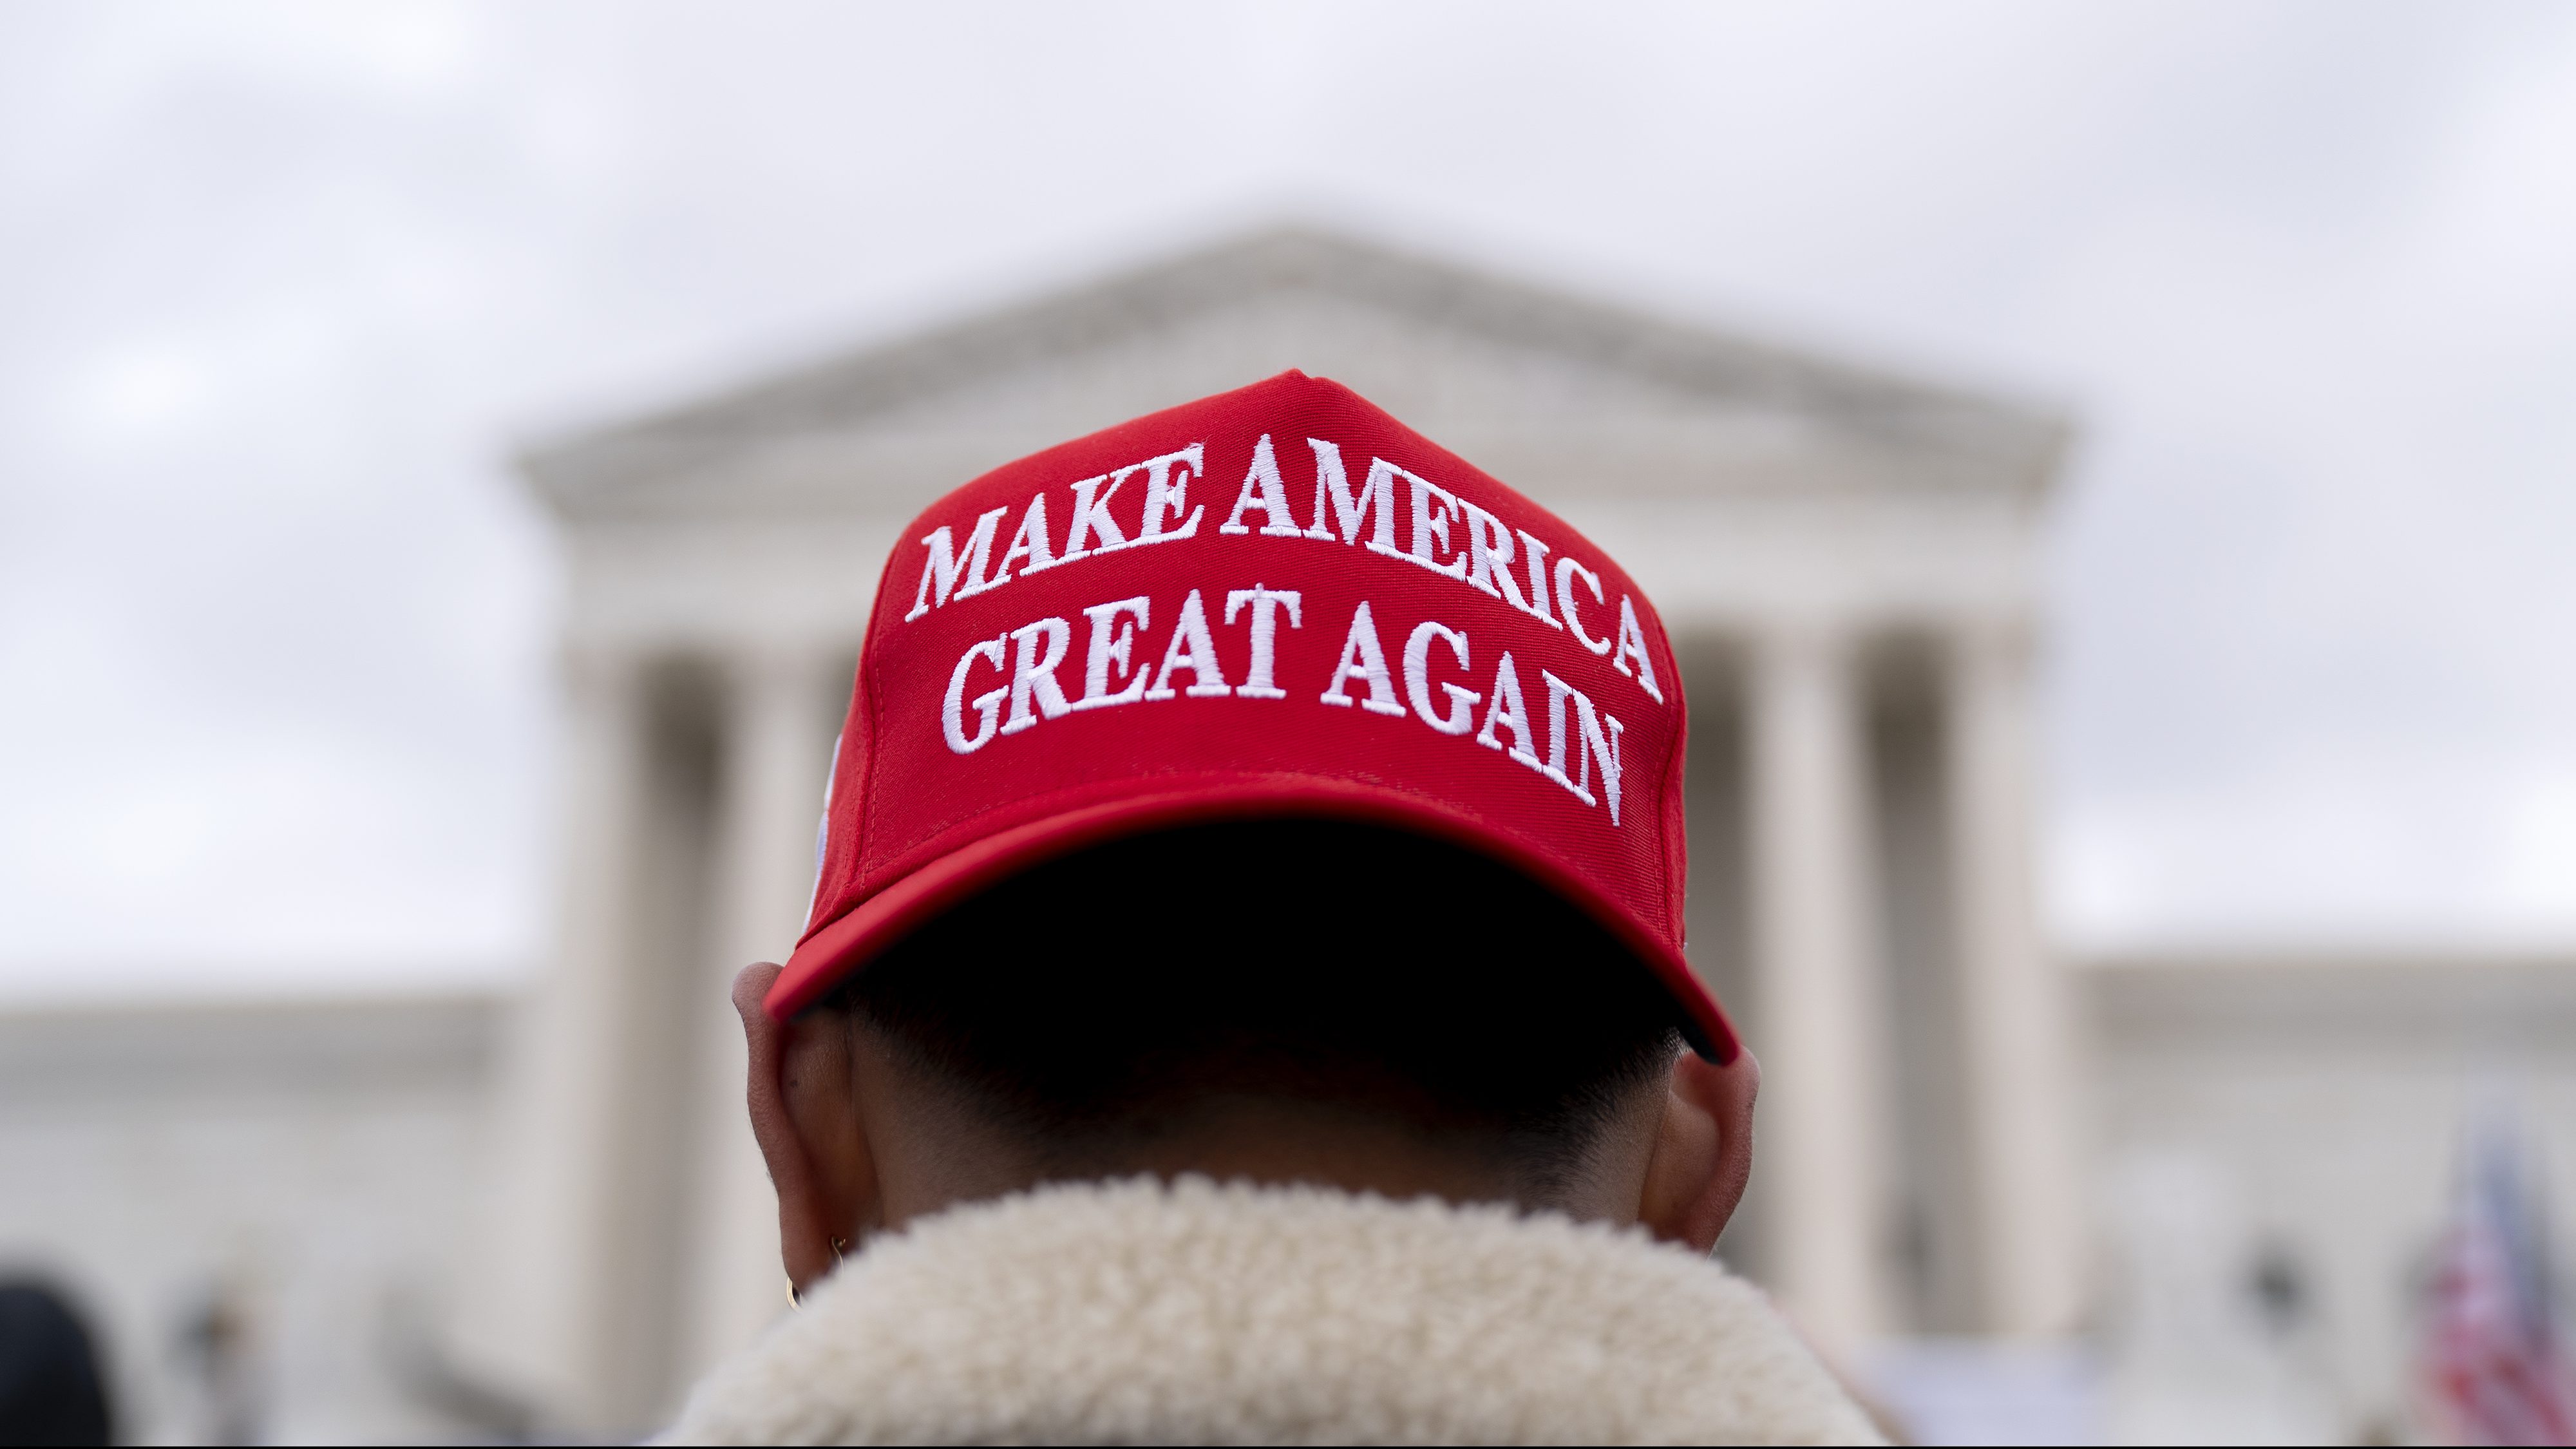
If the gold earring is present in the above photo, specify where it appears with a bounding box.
[788,1238,851,1309]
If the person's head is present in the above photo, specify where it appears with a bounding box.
[740,818,1757,1298]
[749,371,1758,1294]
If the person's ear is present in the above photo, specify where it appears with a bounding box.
[1634,1045,1759,1255]
[736,962,880,1300]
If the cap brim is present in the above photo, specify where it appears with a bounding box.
[766,778,1738,1062]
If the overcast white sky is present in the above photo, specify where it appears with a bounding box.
[3,1,2571,999]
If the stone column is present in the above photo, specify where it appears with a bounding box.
[1944,620,2085,1335]
[1746,625,1891,1352]
[679,646,847,1383]
[451,646,654,1427]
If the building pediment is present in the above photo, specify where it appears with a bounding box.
[524,227,2065,524]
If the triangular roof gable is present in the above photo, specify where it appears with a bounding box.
[526,227,2065,518]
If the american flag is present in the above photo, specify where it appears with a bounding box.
[2423,1110,2576,1446]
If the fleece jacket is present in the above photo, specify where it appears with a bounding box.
[665,1176,1884,1445]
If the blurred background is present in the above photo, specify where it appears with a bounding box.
[4,2,2573,1443]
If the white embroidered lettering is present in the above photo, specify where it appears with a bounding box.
[1539,668,1624,820]
[1476,651,1544,769]
[1001,618,1074,734]
[1302,440,1402,557]
[1402,620,1479,735]
[1219,435,1305,537]
[1611,594,1664,703]
[1406,471,1469,581]
[942,636,1009,752]
[1538,668,1587,802]
[1557,555,1612,656]
[1320,601,1405,716]
[905,507,1007,620]
[1515,529,1560,628]
[1059,473,1130,562]
[938,581,1626,826]
[1224,585,1303,699]
[1584,698,1625,824]
[1132,444,1205,544]
[1072,596,1151,710]
[907,527,962,623]
[1461,502,1520,605]
[1142,589,1230,699]
[968,495,1057,593]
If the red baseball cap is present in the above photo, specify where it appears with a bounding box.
[768,370,1736,1061]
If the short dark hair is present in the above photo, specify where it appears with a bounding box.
[0,1281,113,1447]
[817,818,1684,1196]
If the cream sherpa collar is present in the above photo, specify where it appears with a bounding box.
[665,1177,1880,1445]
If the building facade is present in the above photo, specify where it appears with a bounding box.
[466,227,2086,1432]
[0,994,507,1444]
[2083,952,2576,1441]
[7,231,2573,1444]
[8,952,2570,1441]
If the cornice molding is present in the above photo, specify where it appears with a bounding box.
[524,226,2069,519]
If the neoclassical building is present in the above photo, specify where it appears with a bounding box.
[10,227,2571,1444]
[462,227,2087,1430]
